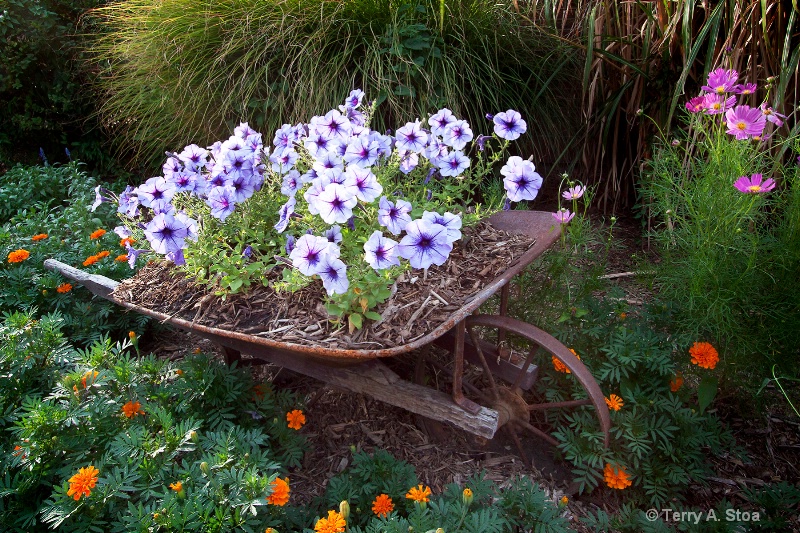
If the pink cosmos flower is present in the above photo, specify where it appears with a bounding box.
[725,105,766,140]
[703,94,736,115]
[733,174,776,194]
[685,96,706,113]
[701,68,738,94]
[552,208,575,224]
[562,185,585,201]
[733,83,757,95]
[759,104,786,126]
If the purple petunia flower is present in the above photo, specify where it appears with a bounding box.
[269,148,299,175]
[324,225,343,244]
[438,150,470,177]
[395,120,429,153]
[492,110,527,141]
[166,249,186,266]
[344,135,380,168]
[315,183,358,224]
[144,212,190,254]
[725,105,766,140]
[344,166,383,202]
[290,234,333,276]
[733,173,776,194]
[760,104,786,126]
[91,186,113,212]
[317,255,349,295]
[685,96,706,113]
[114,225,132,239]
[344,89,365,109]
[162,156,182,178]
[206,186,237,222]
[312,151,344,175]
[303,176,331,216]
[310,109,352,142]
[501,156,543,202]
[285,234,296,255]
[178,144,209,172]
[136,177,176,208]
[234,122,258,139]
[363,231,400,271]
[421,211,462,244]
[398,150,419,174]
[701,68,738,94]
[562,185,585,201]
[703,94,736,115]
[242,245,253,258]
[274,197,297,233]
[125,244,147,269]
[281,170,301,197]
[552,208,575,224]
[428,108,457,137]
[378,196,413,235]
[398,219,453,270]
[475,135,490,151]
[442,120,473,150]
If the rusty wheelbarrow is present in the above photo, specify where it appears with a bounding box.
[45,210,610,458]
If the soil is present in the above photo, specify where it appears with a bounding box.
[135,216,800,531]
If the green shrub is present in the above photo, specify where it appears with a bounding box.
[0,161,146,344]
[89,0,581,170]
[0,312,307,532]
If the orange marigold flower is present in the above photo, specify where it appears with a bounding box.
[314,510,346,533]
[120,237,135,247]
[266,477,290,506]
[560,495,569,505]
[81,370,99,388]
[67,465,100,500]
[603,463,632,490]
[619,312,627,320]
[122,401,145,418]
[96,250,110,258]
[32,233,48,241]
[7,249,30,263]
[286,409,306,430]
[175,369,184,376]
[169,481,183,492]
[405,484,432,503]
[689,341,719,369]
[12,445,26,458]
[670,373,684,392]
[115,253,128,262]
[372,493,394,517]
[553,349,580,373]
[56,283,72,293]
[90,229,107,239]
[83,255,100,266]
[604,394,624,411]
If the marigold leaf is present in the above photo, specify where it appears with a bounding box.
[697,376,718,413]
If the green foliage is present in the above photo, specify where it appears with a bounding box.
[88,0,580,170]
[0,162,146,344]
[0,312,307,532]
[0,0,121,173]
[640,101,800,385]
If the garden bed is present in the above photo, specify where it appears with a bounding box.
[113,220,536,350]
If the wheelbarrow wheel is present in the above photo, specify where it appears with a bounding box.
[459,314,611,456]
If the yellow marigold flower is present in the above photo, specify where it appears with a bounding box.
[7,249,30,263]
[115,253,128,262]
[120,237,135,248]
[83,255,100,266]
[32,233,48,241]
[286,409,306,430]
[689,341,719,370]
[81,370,99,389]
[67,465,100,500]
[56,283,72,293]
[603,463,632,490]
[462,487,473,506]
[670,373,684,392]
[266,477,290,506]
[405,484,432,503]
[372,494,394,517]
[314,510,346,533]
[122,401,145,418]
[553,349,580,373]
[604,394,624,411]
[169,481,183,492]
[90,229,106,239]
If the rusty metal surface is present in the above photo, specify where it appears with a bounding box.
[464,314,611,448]
[46,211,561,364]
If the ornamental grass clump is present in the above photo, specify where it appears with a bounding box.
[109,92,541,329]
[640,65,800,384]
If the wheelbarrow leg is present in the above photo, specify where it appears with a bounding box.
[452,320,482,415]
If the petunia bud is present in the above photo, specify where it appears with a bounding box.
[485,113,494,120]
[339,500,350,520]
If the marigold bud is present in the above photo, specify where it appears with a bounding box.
[200,461,209,475]
[462,487,473,506]
[190,430,198,443]
[339,500,350,520]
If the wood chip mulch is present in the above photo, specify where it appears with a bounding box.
[113,220,535,350]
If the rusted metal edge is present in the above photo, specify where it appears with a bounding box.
[44,211,561,363]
